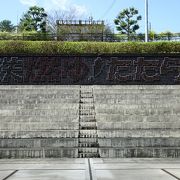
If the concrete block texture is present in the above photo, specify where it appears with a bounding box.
[94,85,180,158]
[0,85,180,158]
[0,86,80,158]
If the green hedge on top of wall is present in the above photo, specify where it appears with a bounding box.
[0,41,180,55]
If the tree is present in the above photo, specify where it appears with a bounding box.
[19,6,47,32]
[114,7,142,41]
[159,31,173,41]
[47,8,81,33]
[103,24,114,41]
[0,20,15,32]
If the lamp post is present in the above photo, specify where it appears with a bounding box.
[145,0,149,42]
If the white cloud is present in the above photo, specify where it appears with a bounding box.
[72,4,87,16]
[19,0,37,6]
[19,0,88,17]
[51,0,68,10]
[44,0,87,16]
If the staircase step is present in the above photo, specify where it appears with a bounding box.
[78,147,99,153]
[79,113,94,116]
[79,134,97,138]
[79,119,96,122]
[79,105,94,109]
[80,122,96,126]
[80,115,95,120]
[79,109,94,112]
[78,142,99,147]
[80,127,97,130]
[78,86,99,158]
[79,138,97,143]
[80,99,94,102]
[78,153,100,158]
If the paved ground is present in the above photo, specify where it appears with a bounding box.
[0,158,180,180]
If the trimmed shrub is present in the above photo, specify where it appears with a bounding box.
[0,41,180,55]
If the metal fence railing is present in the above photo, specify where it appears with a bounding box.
[0,33,180,42]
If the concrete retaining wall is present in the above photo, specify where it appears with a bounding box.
[94,85,180,157]
[0,86,80,158]
[0,85,180,158]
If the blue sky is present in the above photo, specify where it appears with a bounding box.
[0,0,179,33]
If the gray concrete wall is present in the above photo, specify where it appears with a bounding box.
[0,86,80,158]
[0,85,180,158]
[94,85,180,158]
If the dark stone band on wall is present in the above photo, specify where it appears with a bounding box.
[0,55,180,85]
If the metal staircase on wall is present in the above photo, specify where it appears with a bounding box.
[78,86,100,158]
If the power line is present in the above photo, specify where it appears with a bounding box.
[101,0,116,19]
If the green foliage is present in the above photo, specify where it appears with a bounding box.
[149,31,156,41]
[19,6,47,32]
[114,7,142,40]
[0,20,15,32]
[0,31,51,41]
[0,41,180,55]
[159,31,174,41]
[0,32,14,40]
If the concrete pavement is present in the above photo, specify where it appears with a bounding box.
[0,158,180,180]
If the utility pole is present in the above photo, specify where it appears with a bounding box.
[145,0,149,42]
